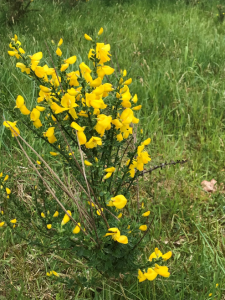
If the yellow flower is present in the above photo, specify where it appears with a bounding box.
[216,283,219,288]
[41,212,45,218]
[60,63,69,72]
[33,119,42,128]
[138,269,147,282]
[46,271,52,276]
[154,264,170,277]
[6,188,11,195]
[90,77,102,88]
[139,225,147,231]
[50,152,59,156]
[116,133,123,142]
[65,56,77,64]
[209,293,212,297]
[149,248,172,262]
[85,137,102,149]
[142,138,151,146]
[142,211,150,217]
[39,85,51,93]
[71,122,87,145]
[96,208,103,216]
[73,223,81,234]
[47,224,52,229]
[4,175,9,181]
[56,48,62,56]
[117,213,122,218]
[84,34,92,41]
[123,78,132,85]
[61,210,72,225]
[84,160,92,166]
[132,105,142,111]
[103,172,112,180]
[10,219,17,224]
[96,43,111,64]
[30,51,43,61]
[104,167,115,173]
[30,108,40,122]
[97,65,114,79]
[98,27,104,35]
[58,38,63,46]
[0,222,5,227]
[108,195,127,209]
[53,211,59,217]
[143,268,158,281]
[44,127,57,144]
[132,94,138,103]
[105,228,128,244]
[3,121,20,137]
[52,271,59,277]
[94,114,112,136]
[88,201,95,207]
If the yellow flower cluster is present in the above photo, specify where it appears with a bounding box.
[5,30,150,172]
[138,248,172,282]
[128,138,151,177]
[0,172,11,199]
[46,270,59,277]
[0,173,17,228]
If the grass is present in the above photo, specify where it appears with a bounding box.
[1,0,225,298]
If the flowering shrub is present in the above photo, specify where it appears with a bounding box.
[1,28,172,287]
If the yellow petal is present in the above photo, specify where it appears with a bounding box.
[84,34,92,41]
[4,175,9,181]
[98,27,104,35]
[116,235,128,244]
[61,210,72,225]
[58,38,63,46]
[103,172,112,180]
[65,56,77,64]
[15,95,24,108]
[6,188,11,194]
[20,105,30,115]
[142,211,150,217]
[84,160,92,166]
[36,106,46,112]
[10,219,17,224]
[53,211,59,217]
[139,225,147,231]
[56,48,62,56]
[72,223,81,234]
[50,152,59,156]
[123,78,132,85]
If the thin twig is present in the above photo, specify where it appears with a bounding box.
[141,159,188,175]
[30,158,93,233]
[75,130,101,241]
[14,135,95,242]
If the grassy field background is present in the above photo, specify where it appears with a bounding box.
[1,0,225,299]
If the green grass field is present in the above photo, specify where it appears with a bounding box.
[1,0,225,299]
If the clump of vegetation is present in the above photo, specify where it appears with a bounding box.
[217,5,225,23]
[0,0,36,25]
